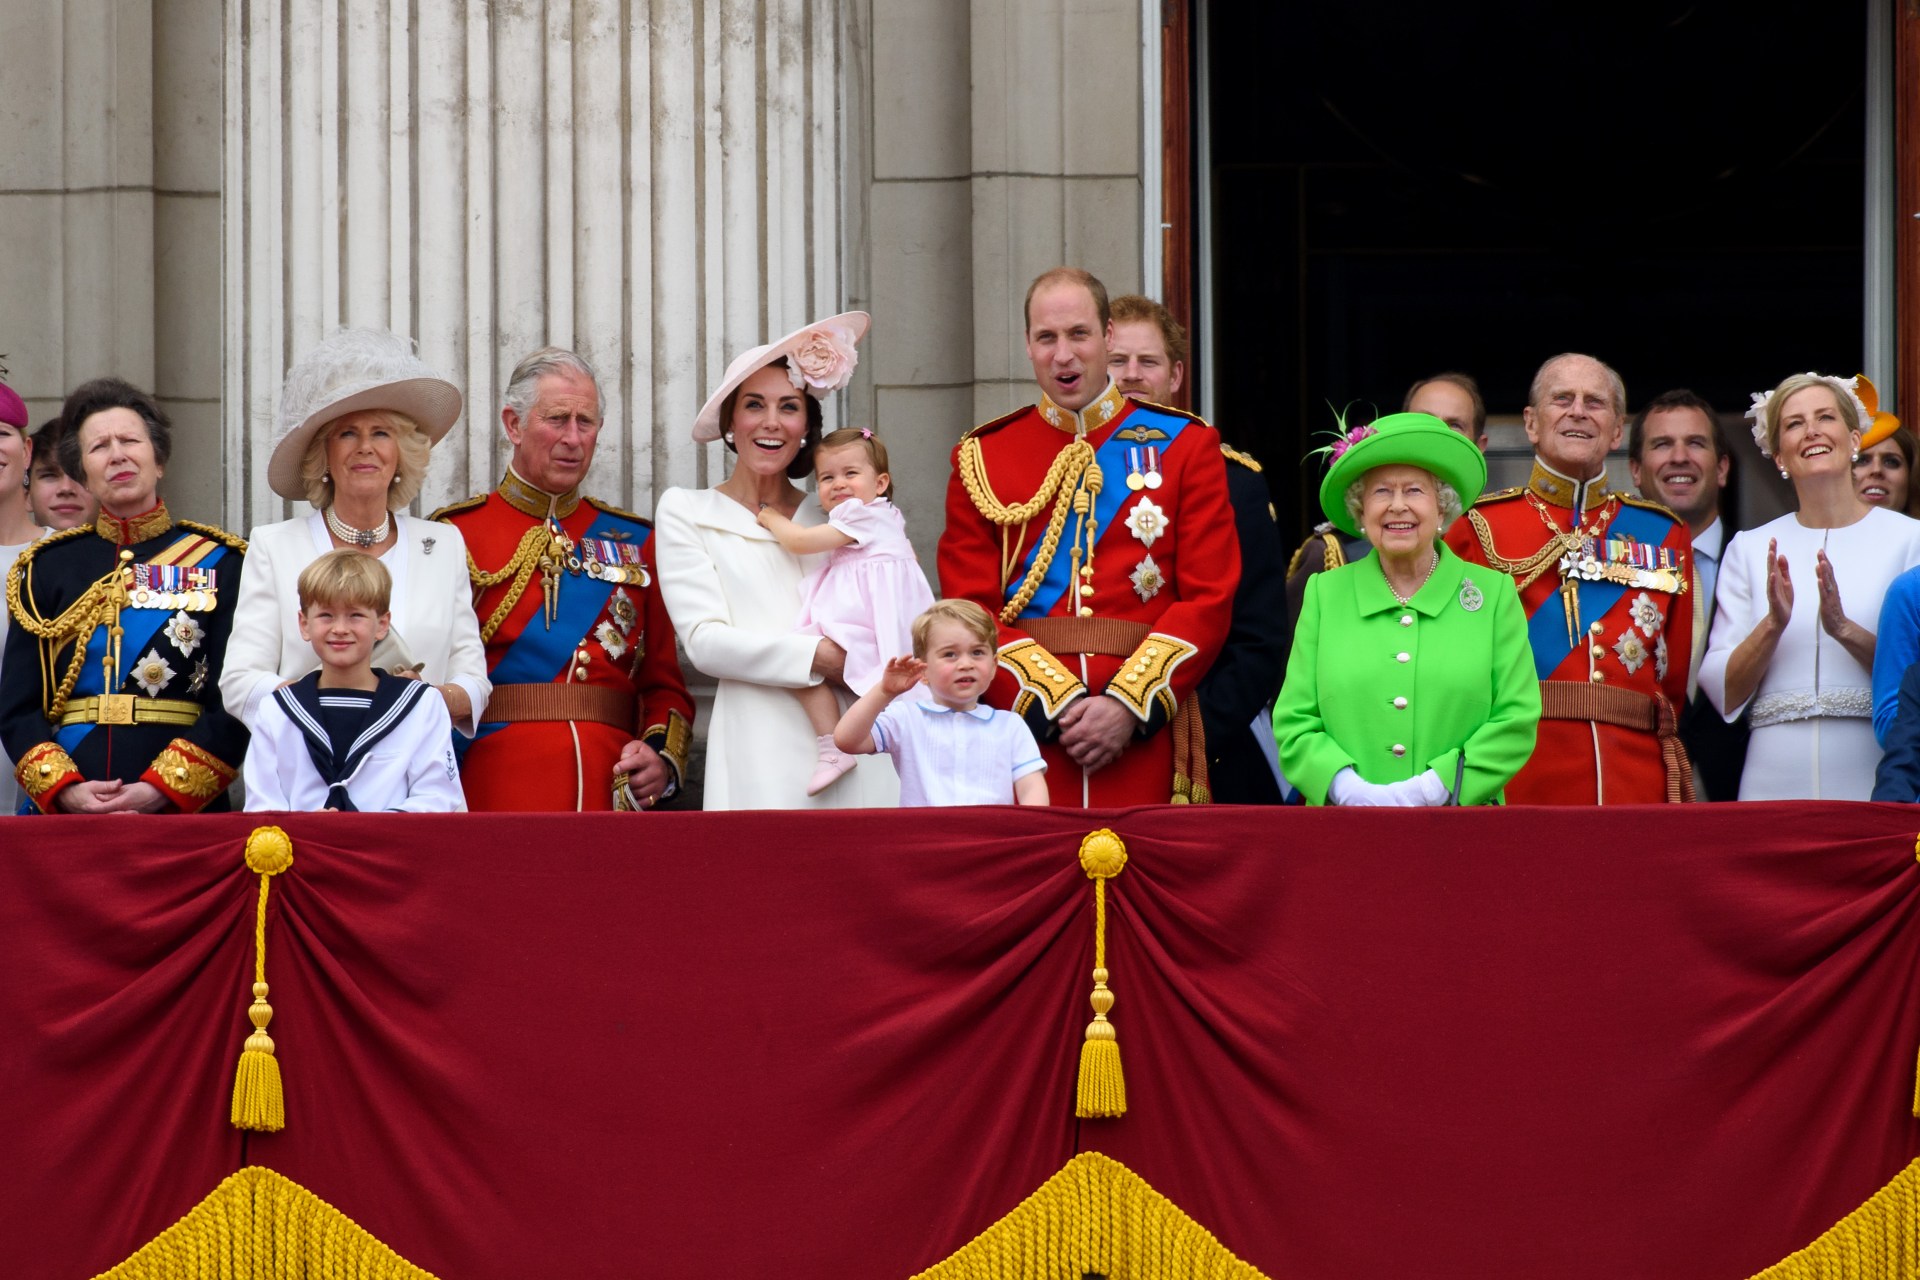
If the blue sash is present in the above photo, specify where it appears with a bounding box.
[1012,408,1190,620]
[469,510,647,747]
[1526,502,1674,680]
[53,542,231,754]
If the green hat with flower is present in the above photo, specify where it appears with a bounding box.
[1314,411,1487,537]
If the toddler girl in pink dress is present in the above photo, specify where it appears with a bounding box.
[756,427,935,793]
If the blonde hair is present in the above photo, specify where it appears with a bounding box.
[299,409,433,510]
[1763,372,1862,458]
[912,599,997,658]
[297,548,393,614]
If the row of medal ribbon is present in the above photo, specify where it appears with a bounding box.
[1558,536,1684,594]
[128,563,220,611]
[564,532,651,587]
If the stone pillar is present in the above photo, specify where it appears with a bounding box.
[855,0,1146,564]
[224,0,849,532]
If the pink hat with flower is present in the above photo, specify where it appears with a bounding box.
[0,379,26,431]
[692,311,870,444]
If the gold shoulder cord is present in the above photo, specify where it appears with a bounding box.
[1465,507,1579,594]
[465,524,552,645]
[6,553,124,721]
[958,436,1098,625]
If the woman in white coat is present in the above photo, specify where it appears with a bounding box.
[222,329,491,735]
[654,313,899,809]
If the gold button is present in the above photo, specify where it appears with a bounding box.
[1589,621,1603,636]
[1125,673,1139,683]
[38,764,51,777]
[1081,586,1094,597]
[1591,645,1605,658]
[1393,697,1407,709]
[1146,647,1159,657]
[1051,674,1066,683]
[1590,670,1605,683]
[1396,652,1410,663]
[1078,607,1093,617]
[174,767,188,781]
[1391,744,1406,757]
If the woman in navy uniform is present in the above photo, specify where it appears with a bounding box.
[2,378,248,813]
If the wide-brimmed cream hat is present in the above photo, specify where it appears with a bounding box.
[692,311,870,444]
[268,328,462,500]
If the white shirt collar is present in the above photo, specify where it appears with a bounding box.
[914,699,996,722]
[1693,515,1724,562]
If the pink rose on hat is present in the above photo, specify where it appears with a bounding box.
[785,325,859,394]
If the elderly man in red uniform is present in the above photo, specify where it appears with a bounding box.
[433,348,693,810]
[1445,352,1694,803]
[938,268,1240,806]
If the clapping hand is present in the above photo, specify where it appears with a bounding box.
[1764,538,1793,633]
[1814,549,1856,640]
[878,655,926,698]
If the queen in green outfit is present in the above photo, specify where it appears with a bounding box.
[1275,412,1540,805]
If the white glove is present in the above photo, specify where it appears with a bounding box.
[1328,766,1389,807]
[1378,769,1451,807]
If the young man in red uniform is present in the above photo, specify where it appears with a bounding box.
[1445,353,1695,803]
[937,268,1240,806]
[433,348,694,811]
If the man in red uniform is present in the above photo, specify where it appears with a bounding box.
[433,348,694,811]
[937,268,1240,806]
[1445,353,1694,803]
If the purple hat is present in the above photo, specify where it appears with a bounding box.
[0,381,26,431]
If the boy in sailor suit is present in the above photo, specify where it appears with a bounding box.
[244,551,464,812]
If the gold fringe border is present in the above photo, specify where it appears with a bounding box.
[910,1151,1267,1279]
[1746,1157,1920,1280]
[93,1166,438,1280]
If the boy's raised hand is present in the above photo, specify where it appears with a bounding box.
[880,655,927,696]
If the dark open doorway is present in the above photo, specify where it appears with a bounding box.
[1202,2,1868,536]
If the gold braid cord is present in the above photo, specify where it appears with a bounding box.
[94,1166,439,1280]
[1465,508,1580,594]
[6,551,124,721]
[910,1152,1267,1280]
[466,525,551,644]
[958,436,1096,625]
[1745,1157,1920,1280]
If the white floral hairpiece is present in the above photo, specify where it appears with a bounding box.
[1746,372,1872,459]
[785,325,859,396]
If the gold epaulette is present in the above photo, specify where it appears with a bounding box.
[1616,493,1683,525]
[1284,527,1346,579]
[12,525,91,573]
[1127,400,1212,429]
[1473,484,1525,504]
[586,496,652,527]
[1219,444,1262,473]
[428,493,489,522]
[177,520,248,553]
[959,405,1029,442]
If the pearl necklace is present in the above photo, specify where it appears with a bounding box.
[325,506,391,549]
[1383,550,1439,605]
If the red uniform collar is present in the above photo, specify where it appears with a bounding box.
[1037,380,1128,437]
[497,466,582,520]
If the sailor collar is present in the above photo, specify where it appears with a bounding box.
[1527,458,1612,511]
[914,699,996,721]
[497,466,582,520]
[1037,380,1128,437]
[95,502,174,545]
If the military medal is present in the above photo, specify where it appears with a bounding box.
[1126,445,1146,491]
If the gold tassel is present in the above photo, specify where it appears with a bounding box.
[231,825,294,1133]
[1075,828,1129,1119]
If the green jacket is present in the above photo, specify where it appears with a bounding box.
[1274,542,1540,805]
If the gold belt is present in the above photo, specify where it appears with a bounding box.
[480,683,636,733]
[59,695,203,728]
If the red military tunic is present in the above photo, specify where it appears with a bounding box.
[938,381,1240,806]
[1445,460,1694,804]
[434,470,694,811]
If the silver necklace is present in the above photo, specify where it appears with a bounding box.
[325,505,391,549]
[1383,550,1439,605]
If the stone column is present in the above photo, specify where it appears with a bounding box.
[855,0,1146,564]
[224,0,849,532]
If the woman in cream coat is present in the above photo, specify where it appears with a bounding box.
[654,313,898,809]
[222,329,490,735]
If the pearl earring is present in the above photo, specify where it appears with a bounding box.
[723,430,734,446]
[1778,466,1790,480]
[1852,450,1861,462]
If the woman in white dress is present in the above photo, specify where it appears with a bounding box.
[1700,372,1920,798]
[653,313,900,809]
[222,329,490,736]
